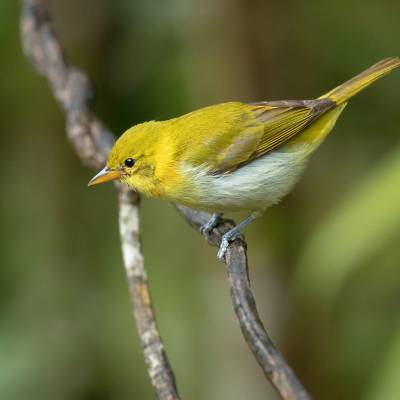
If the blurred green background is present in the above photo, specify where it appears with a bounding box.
[1,0,400,399]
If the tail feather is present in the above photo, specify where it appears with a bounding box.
[319,58,400,105]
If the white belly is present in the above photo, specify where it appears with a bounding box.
[181,144,313,212]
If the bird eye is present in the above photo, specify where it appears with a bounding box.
[124,158,135,168]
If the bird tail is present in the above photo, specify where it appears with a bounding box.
[319,58,400,105]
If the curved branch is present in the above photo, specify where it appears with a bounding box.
[175,206,311,400]
[20,1,179,399]
[20,0,311,399]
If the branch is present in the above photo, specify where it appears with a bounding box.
[175,206,311,400]
[20,1,179,399]
[20,0,311,399]
[119,186,179,399]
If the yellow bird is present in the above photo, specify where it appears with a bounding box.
[89,58,400,260]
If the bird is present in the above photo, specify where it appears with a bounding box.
[89,58,400,261]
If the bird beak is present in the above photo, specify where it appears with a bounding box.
[88,166,122,186]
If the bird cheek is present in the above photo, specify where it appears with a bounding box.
[126,167,142,182]
[139,164,155,177]
[121,174,136,189]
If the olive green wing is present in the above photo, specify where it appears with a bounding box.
[211,99,334,174]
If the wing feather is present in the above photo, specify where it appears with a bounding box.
[212,99,334,174]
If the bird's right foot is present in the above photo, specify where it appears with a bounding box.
[200,213,222,238]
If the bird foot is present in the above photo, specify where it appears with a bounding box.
[200,213,222,238]
[217,229,242,262]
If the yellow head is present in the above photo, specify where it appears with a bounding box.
[88,121,164,196]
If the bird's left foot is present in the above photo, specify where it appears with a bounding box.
[217,228,242,262]
[200,213,222,238]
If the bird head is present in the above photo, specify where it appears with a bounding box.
[88,121,161,194]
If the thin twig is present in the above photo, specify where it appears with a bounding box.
[20,0,311,398]
[20,1,179,399]
[119,186,179,399]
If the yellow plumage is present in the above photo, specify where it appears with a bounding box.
[89,58,400,259]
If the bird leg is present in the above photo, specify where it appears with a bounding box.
[200,213,223,237]
[217,213,259,261]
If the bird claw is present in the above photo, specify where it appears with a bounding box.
[201,214,247,261]
[200,213,222,238]
[217,236,230,261]
[217,230,242,262]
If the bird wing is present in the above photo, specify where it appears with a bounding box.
[210,99,334,174]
